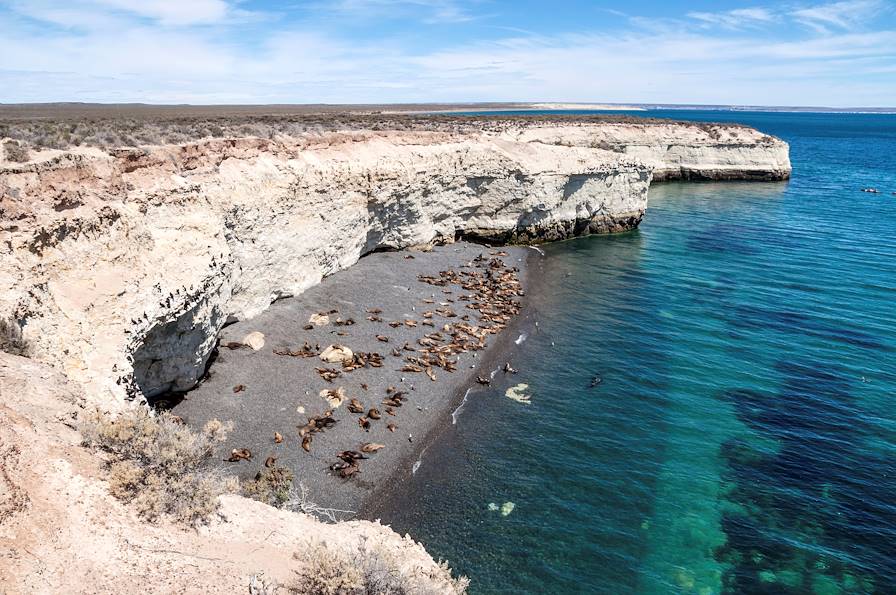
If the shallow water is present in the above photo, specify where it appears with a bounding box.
[373,111,896,594]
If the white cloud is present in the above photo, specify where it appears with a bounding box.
[791,0,888,33]
[689,7,777,29]
[313,0,477,24]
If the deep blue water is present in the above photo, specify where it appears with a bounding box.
[375,111,896,594]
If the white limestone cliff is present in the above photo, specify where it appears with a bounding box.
[0,122,789,406]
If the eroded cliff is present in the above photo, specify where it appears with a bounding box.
[1,122,790,402]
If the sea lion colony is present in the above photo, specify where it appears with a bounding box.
[220,251,524,483]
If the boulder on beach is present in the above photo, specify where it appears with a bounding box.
[241,331,265,350]
[319,344,354,363]
[309,312,330,326]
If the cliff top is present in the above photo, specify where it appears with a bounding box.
[0,103,754,151]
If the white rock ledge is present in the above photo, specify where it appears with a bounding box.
[0,122,790,404]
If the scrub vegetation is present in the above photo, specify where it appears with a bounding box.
[79,406,236,526]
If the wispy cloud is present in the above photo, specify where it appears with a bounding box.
[791,0,889,33]
[312,0,478,24]
[688,7,777,30]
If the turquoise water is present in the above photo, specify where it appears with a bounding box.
[372,111,896,594]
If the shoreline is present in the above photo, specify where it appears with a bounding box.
[357,246,543,518]
[173,242,536,516]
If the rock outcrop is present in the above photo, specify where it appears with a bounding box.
[0,121,789,404]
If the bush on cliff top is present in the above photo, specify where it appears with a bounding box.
[0,317,28,356]
[2,139,29,162]
[289,538,469,595]
[80,407,236,526]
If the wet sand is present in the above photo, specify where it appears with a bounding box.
[174,242,536,516]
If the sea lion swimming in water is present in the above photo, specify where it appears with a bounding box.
[589,374,602,388]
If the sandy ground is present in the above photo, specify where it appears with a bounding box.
[173,242,534,516]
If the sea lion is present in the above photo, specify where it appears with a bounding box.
[366,307,382,314]
[264,455,277,468]
[225,448,252,462]
[589,374,602,388]
[337,450,368,463]
[348,398,365,414]
[376,335,390,343]
[387,423,397,432]
[274,432,283,444]
[361,443,385,453]
[476,376,491,385]
[233,384,246,393]
[358,416,370,430]
[367,408,381,420]
[361,383,369,390]
[504,362,517,374]
[339,464,360,479]
[302,435,312,452]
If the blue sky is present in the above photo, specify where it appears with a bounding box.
[1,0,894,106]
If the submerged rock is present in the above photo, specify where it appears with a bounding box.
[505,383,532,404]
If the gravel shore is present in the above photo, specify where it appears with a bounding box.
[174,242,534,516]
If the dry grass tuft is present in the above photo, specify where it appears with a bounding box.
[1,139,29,162]
[0,317,28,356]
[80,407,235,526]
[242,465,295,508]
[288,537,469,595]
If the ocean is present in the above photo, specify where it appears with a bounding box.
[370,111,896,594]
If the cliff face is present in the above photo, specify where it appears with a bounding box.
[502,121,792,181]
[0,122,788,404]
